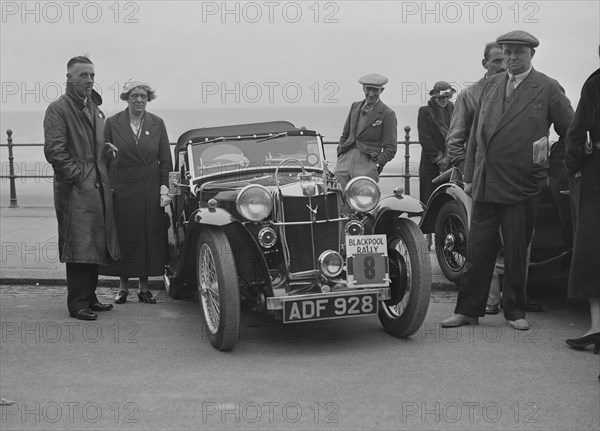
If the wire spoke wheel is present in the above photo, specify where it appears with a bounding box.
[197,228,240,351]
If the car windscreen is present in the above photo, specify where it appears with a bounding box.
[188,135,323,178]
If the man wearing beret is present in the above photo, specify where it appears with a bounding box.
[442,30,574,331]
[336,73,398,192]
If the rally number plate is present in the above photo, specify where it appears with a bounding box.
[346,234,389,287]
[283,291,378,323]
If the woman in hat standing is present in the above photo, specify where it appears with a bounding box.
[417,81,455,248]
[102,81,173,304]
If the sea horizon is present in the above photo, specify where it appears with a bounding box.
[0,106,422,207]
[0,105,423,144]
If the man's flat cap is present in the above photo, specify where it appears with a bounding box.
[496,30,539,47]
[359,73,388,88]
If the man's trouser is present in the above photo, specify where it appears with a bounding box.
[335,147,378,192]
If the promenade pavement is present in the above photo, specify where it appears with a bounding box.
[0,206,456,289]
[2,208,599,431]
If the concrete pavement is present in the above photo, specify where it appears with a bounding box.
[0,205,455,290]
[1,285,599,430]
[1,207,599,431]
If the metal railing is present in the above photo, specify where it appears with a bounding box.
[1,126,419,208]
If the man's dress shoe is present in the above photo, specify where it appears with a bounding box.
[441,314,479,327]
[485,304,500,315]
[90,302,113,312]
[526,301,543,312]
[114,291,128,304]
[507,318,530,331]
[69,309,98,321]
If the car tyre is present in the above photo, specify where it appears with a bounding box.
[378,218,431,337]
[435,200,468,284]
[197,227,240,351]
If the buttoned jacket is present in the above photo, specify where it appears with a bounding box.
[464,68,574,204]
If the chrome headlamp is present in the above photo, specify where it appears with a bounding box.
[318,250,344,278]
[236,185,273,221]
[345,176,381,213]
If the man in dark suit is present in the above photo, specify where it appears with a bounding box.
[442,30,574,331]
[336,73,398,192]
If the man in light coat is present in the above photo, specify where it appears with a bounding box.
[336,73,398,192]
[44,56,121,320]
[442,30,574,331]
[446,41,506,174]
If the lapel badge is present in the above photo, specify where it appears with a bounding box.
[372,120,383,127]
[98,113,103,119]
[145,130,150,135]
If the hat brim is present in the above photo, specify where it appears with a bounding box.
[497,39,538,47]
[362,84,385,89]
[429,89,456,97]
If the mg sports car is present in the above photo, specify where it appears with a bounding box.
[164,121,431,350]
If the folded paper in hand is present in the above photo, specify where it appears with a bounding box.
[532,136,549,164]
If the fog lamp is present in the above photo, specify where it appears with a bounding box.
[345,220,364,236]
[258,227,277,248]
[318,250,343,278]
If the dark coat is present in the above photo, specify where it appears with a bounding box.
[565,69,600,299]
[44,85,121,264]
[101,109,172,277]
[464,69,574,204]
[337,99,398,167]
[417,100,454,203]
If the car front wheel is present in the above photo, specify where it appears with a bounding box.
[378,218,431,338]
[434,200,468,284]
[197,227,240,351]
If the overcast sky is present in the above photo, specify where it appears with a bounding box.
[1,0,598,113]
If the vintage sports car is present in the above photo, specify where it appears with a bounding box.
[419,166,572,285]
[164,121,431,350]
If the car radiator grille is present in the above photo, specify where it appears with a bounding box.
[280,193,341,273]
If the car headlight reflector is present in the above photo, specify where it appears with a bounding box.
[318,250,344,278]
[345,176,381,213]
[236,185,273,221]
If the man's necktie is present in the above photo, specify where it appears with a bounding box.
[504,76,517,111]
[361,103,373,116]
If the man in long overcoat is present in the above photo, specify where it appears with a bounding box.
[442,31,574,331]
[44,56,121,320]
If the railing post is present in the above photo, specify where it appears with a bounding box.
[6,129,19,208]
[403,125,411,195]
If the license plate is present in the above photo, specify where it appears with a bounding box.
[346,234,389,287]
[283,291,378,323]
